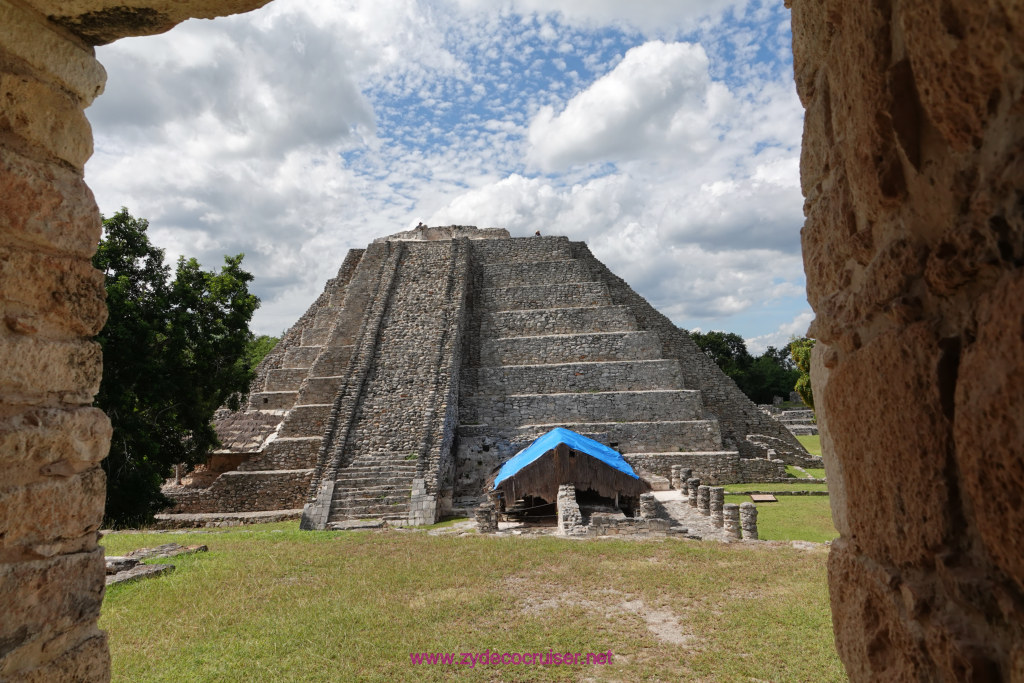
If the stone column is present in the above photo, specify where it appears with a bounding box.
[687,478,700,507]
[722,504,741,540]
[670,465,683,490]
[556,484,583,535]
[474,502,497,533]
[740,502,758,540]
[0,2,111,678]
[697,485,710,516]
[639,492,658,519]
[709,487,725,528]
[0,1,272,678]
[791,1,1024,678]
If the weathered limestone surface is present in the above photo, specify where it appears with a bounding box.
[791,0,1024,679]
[0,0,268,679]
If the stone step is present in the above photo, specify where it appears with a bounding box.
[479,282,611,311]
[333,477,416,489]
[480,306,637,338]
[463,359,685,396]
[336,466,419,479]
[281,345,321,369]
[472,237,573,264]
[479,259,591,288]
[213,410,283,453]
[248,391,298,411]
[164,469,314,514]
[279,404,332,438]
[310,304,343,329]
[479,331,662,366]
[333,489,410,502]
[264,368,309,392]
[329,508,408,521]
[309,345,354,377]
[297,376,344,405]
[457,419,724,454]
[237,436,321,471]
[461,389,704,426]
[786,424,819,435]
[301,325,333,348]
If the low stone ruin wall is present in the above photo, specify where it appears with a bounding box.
[624,452,787,485]
[165,470,313,514]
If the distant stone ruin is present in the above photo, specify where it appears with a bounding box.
[163,226,813,528]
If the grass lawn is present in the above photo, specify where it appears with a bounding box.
[796,435,822,456]
[101,524,845,682]
[726,495,838,544]
[804,468,827,479]
[723,482,829,493]
[785,465,810,479]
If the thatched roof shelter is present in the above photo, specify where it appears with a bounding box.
[491,428,650,505]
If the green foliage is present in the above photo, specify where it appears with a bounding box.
[93,208,260,527]
[688,331,800,404]
[789,337,815,410]
[243,334,279,375]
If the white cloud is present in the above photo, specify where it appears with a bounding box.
[745,310,814,355]
[526,41,729,171]
[86,0,808,341]
[450,0,748,35]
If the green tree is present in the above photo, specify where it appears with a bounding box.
[93,208,260,526]
[689,330,753,381]
[790,337,816,410]
[689,331,801,404]
[244,334,280,374]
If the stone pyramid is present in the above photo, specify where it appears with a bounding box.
[164,226,812,528]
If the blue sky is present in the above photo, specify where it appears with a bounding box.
[85,0,811,353]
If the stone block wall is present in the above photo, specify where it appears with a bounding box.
[164,469,312,514]
[462,359,684,397]
[790,0,1024,678]
[479,330,662,366]
[0,0,271,678]
[622,452,786,485]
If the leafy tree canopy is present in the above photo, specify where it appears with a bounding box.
[790,337,816,410]
[688,330,802,405]
[244,335,279,374]
[93,208,260,527]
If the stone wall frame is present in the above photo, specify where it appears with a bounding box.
[1,0,1020,679]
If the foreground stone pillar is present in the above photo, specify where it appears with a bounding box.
[474,502,497,533]
[556,484,583,535]
[686,478,700,507]
[638,492,658,519]
[740,502,758,540]
[0,3,110,678]
[696,485,710,516]
[670,466,691,491]
[709,487,725,528]
[0,1,270,678]
[790,0,1024,678]
[722,504,741,540]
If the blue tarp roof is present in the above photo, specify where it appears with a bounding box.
[492,427,640,490]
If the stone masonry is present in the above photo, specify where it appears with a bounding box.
[2,1,1019,679]
[164,226,808,528]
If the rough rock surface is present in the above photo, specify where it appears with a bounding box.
[0,0,268,679]
[791,0,1024,679]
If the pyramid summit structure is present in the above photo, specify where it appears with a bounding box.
[164,226,814,527]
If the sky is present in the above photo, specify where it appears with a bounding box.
[85,0,812,354]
